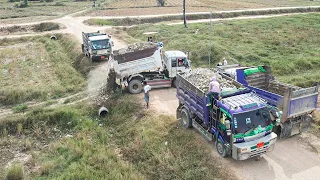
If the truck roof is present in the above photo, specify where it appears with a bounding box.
[89,35,110,41]
[219,93,267,114]
[165,51,187,58]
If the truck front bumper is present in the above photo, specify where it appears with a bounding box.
[92,55,110,61]
[232,132,277,160]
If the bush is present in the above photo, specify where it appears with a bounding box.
[13,104,28,113]
[8,0,20,2]
[53,2,65,6]
[6,163,24,180]
[33,22,60,32]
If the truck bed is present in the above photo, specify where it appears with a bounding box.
[236,66,319,120]
[113,48,162,79]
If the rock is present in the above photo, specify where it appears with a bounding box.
[65,134,73,138]
[183,68,236,92]
[114,42,157,55]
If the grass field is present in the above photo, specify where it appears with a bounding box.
[0,35,86,105]
[118,13,320,87]
[0,0,90,21]
[82,0,320,16]
[0,95,236,179]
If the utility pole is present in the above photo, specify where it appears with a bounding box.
[209,12,212,67]
[183,0,187,28]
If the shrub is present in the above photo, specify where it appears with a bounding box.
[13,104,28,113]
[33,22,60,32]
[6,163,24,180]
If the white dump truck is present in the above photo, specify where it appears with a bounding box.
[113,43,191,94]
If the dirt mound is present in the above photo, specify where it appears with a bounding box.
[0,22,62,36]
[183,68,236,92]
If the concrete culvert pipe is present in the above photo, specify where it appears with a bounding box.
[50,36,57,40]
[99,106,109,116]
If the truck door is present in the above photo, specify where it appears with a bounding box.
[170,57,190,77]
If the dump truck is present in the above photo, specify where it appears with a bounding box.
[113,42,191,94]
[176,71,279,160]
[218,65,319,138]
[82,31,114,61]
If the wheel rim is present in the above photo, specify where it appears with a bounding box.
[217,142,224,154]
[132,84,138,90]
[182,112,187,125]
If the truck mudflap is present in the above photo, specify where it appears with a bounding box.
[232,132,277,160]
[279,114,313,138]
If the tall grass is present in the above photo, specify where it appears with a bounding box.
[124,13,320,87]
[6,163,24,180]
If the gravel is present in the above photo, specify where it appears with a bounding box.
[183,68,237,92]
[113,42,157,55]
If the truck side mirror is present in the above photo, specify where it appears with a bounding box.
[225,120,231,130]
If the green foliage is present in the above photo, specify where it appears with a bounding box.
[125,13,320,87]
[6,163,24,180]
[13,104,28,113]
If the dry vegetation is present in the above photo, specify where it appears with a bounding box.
[0,0,90,23]
[81,0,320,16]
[0,35,86,105]
[0,22,63,36]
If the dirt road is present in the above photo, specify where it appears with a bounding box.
[145,88,320,180]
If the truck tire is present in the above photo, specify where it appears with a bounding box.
[215,139,227,158]
[180,108,192,128]
[172,78,177,88]
[128,79,143,94]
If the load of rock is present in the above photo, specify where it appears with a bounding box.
[113,42,157,55]
[183,68,237,92]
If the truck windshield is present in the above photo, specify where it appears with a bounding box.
[91,39,110,50]
[233,107,271,134]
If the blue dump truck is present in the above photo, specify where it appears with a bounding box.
[218,65,319,138]
[176,73,279,160]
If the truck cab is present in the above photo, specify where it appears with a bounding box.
[163,51,191,85]
[217,92,278,160]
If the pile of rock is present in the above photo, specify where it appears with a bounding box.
[183,68,236,92]
[114,42,157,55]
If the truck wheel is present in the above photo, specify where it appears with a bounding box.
[172,78,177,88]
[215,139,227,158]
[180,108,192,128]
[128,79,143,94]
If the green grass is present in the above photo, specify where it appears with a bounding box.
[0,35,86,105]
[6,163,24,180]
[0,95,235,179]
[12,104,28,113]
[122,13,320,87]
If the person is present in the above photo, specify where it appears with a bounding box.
[223,57,228,65]
[206,77,222,106]
[143,81,151,108]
